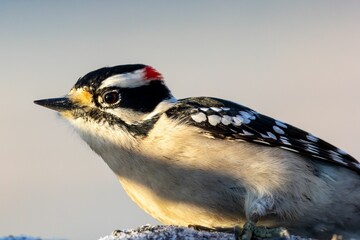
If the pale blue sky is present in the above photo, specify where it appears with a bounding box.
[1,1,360,240]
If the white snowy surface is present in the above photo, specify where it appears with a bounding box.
[99,225,234,240]
[0,236,64,240]
[98,225,310,240]
[0,225,330,240]
[0,237,43,240]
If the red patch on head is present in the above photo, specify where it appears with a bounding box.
[143,66,163,81]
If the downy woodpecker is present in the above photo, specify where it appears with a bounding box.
[34,64,360,239]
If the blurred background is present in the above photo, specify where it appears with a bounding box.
[1,1,359,239]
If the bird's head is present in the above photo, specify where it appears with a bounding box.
[34,64,176,145]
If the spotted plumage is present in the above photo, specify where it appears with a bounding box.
[166,97,360,174]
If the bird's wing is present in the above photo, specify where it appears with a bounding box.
[166,97,360,174]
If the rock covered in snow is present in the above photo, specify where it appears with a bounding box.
[98,225,313,240]
[0,237,43,240]
[99,225,233,240]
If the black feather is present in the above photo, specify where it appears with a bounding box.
[166,97,360,174]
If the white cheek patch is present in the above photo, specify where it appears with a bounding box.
[99,69,149,89]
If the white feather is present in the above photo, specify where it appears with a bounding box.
[100,69,148,89]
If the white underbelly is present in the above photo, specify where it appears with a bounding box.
[118,176,244,227]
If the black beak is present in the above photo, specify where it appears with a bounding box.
[34,97,75,112]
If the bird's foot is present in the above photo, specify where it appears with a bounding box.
[188,224,238,233]
[238,221,290,240]
[189,221,289,240]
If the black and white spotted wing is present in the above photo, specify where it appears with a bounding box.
[166,97,360,174]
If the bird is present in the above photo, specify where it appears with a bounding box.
[34,64,360,240]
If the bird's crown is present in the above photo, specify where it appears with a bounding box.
[74,64,164,91]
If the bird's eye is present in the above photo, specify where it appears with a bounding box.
[102,90,120,105]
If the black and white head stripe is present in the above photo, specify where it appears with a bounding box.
[99,65,163,89]
[74,64,163,90]
[73,64,172,113]
[166,97,360,174]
